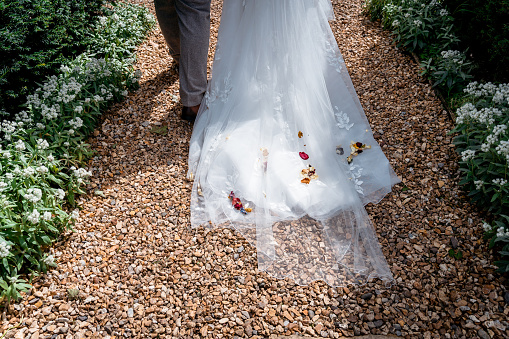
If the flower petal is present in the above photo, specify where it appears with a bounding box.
[299,152,309,160]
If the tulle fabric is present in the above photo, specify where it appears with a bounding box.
[187,0,400,286]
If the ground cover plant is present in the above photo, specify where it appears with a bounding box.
[0,2,155,306]
[363,0,509,272]
[451,83,509,272]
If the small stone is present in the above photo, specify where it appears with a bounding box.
[237,246,244,253]
[58,303,70,312]
[127,308,134,318]
[450,237,459,249]
[77,316,88,321]
[374,320,384,328]
[478,329,490,339]
[219,318,229,324]
[361,293,373,300]
[54,318,69,323]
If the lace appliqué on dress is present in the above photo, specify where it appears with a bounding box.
[325,40,344,73]
[205,72,232,108]
[334,106,354,130]
[349,164,364,195]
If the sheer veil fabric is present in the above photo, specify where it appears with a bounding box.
[187,0,400,286]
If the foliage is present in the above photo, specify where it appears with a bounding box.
[363,0,398,21]
[421,50,474,94]
[442,0,509,83]
[0,0,112,117]
[364,0,474,96]
[451,82,509,272]
[0,2,154,305]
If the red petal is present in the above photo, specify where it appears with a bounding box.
[299,152,309,160]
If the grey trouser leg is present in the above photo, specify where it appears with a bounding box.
[154,0,211,107]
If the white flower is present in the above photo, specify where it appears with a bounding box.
[24,188,43,203]
[474,180,483,190]
[68,117,83,129]
[0,182,7,191]
[70,210,79,220]
[492,178,507,186]
[482,222,492,232]
[64,142,70,147]
[0,240,11,258]
[36,123,45,130]
[98,16,107,26]
[481,143,491,153]
[55,189,66,200]
[440,9,448,16]
[495,140,509,163]
[47,154,55,162]
[15,139,26,151]
[496,227,509,238]
[461,149,476,161]
[5,173,13,180]
[23,167,36,177]
[413,20,422,27]
[68,129,75,135]
[37,139,49,150]
[73,167,92,179]
[36,165,48,174]
[42,211,52,221]
[43,255,55,266]
[74,106,83,113]
[27,209,41,224]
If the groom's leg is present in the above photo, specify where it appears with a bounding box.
[175,0,211,107]
[154,0,181,63]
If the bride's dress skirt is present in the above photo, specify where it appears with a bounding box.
[187,0,400,286]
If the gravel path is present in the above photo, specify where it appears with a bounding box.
[2,0,508,338]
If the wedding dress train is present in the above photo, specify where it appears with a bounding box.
[187,0,400,286]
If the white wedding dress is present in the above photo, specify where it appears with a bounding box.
[187,0,400,286]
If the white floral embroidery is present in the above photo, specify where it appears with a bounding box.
[205,72,232,108]
[334,106,354,130]
[349,165,364,195]
[324,40,343,73]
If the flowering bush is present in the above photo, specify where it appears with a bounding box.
[383,0,455,52]
[364,0,474,95]
[0,2,154,305]
[421,49,474,93]
[451,82,509,272]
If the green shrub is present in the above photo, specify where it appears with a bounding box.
[421,49,474,94]
[451,82,509,272]
[0,0,111,117]
[0,2,154,305]
[442,0,509,83]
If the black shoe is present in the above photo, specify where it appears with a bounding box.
[181,106,197,122]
